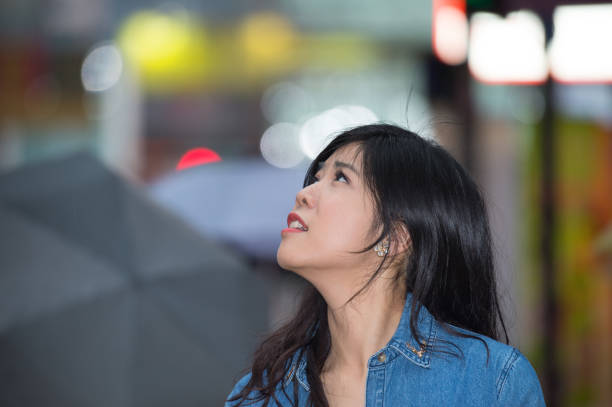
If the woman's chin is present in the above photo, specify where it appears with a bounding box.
[276,246,294,270]
[276,244,309,273]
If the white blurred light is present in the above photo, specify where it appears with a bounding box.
[81,43,123,92]
[260,123,305,168]
[549,5,612,83]
[468,11,547,84]
[434,6,468,65]
[299,105,378,159]
[261,82,316,123]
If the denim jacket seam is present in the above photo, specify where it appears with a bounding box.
[426,318,438,354]
[283,363,297,388]
[296,358,310,392]
[496,348,520,400]
[389,344,429,368]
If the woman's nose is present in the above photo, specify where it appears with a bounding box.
[295,184,315,208]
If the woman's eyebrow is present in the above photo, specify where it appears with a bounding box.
[317,160,360,176]
[334,161,360,175]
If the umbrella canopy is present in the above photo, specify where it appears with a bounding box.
[149,159,308,261]
[0,152,268,407]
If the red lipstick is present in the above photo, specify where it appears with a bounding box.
[282,212,308,235]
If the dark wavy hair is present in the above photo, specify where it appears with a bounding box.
[227,123,508,407]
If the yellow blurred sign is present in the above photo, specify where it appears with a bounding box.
[117,10,211,92]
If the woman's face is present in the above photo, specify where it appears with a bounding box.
[277,143,381,285]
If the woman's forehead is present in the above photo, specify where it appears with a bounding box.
[321,143,363,166]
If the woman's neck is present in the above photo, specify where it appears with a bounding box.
[322,278,406,377]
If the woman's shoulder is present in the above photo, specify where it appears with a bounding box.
[226,372,283,407]
[224,372,253,407]
[439,324,529,369]
[434,324,545,405]
[224,369,299,407]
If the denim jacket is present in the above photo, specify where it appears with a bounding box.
[226,293,546,406]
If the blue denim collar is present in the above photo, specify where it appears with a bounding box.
[284,291,438,392]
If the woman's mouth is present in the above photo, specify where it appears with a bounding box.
[282,213,309,234]
[288,220,307,231]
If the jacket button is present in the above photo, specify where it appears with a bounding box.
[377,352,387,363]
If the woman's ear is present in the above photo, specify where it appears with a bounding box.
[390,223,412,257]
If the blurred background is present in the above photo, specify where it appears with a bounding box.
[1,0,611,405]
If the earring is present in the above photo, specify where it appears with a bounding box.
[374,239,390,257]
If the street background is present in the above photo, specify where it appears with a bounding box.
[1,0,611,405]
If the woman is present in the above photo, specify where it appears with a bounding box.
[225,124,545,406]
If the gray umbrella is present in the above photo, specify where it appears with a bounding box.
[0,152,268,407]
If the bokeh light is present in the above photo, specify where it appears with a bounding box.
[259,123,304,168]
[468,11,547,84]
[117,10,210,91]
[176,148,222,170]
[238,12,296,75]
[298,105,378,159]
[433,1,468,66]
[81,43,123,92]
[548,4,612,83]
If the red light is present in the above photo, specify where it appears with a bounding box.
[176,148,222,170]
[433,0,468,65]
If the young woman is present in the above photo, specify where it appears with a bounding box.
[225,124,545,406]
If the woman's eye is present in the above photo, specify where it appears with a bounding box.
[335,171,348,183]
[311,171,348,184]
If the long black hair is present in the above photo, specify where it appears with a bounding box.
[228,123,508,407]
